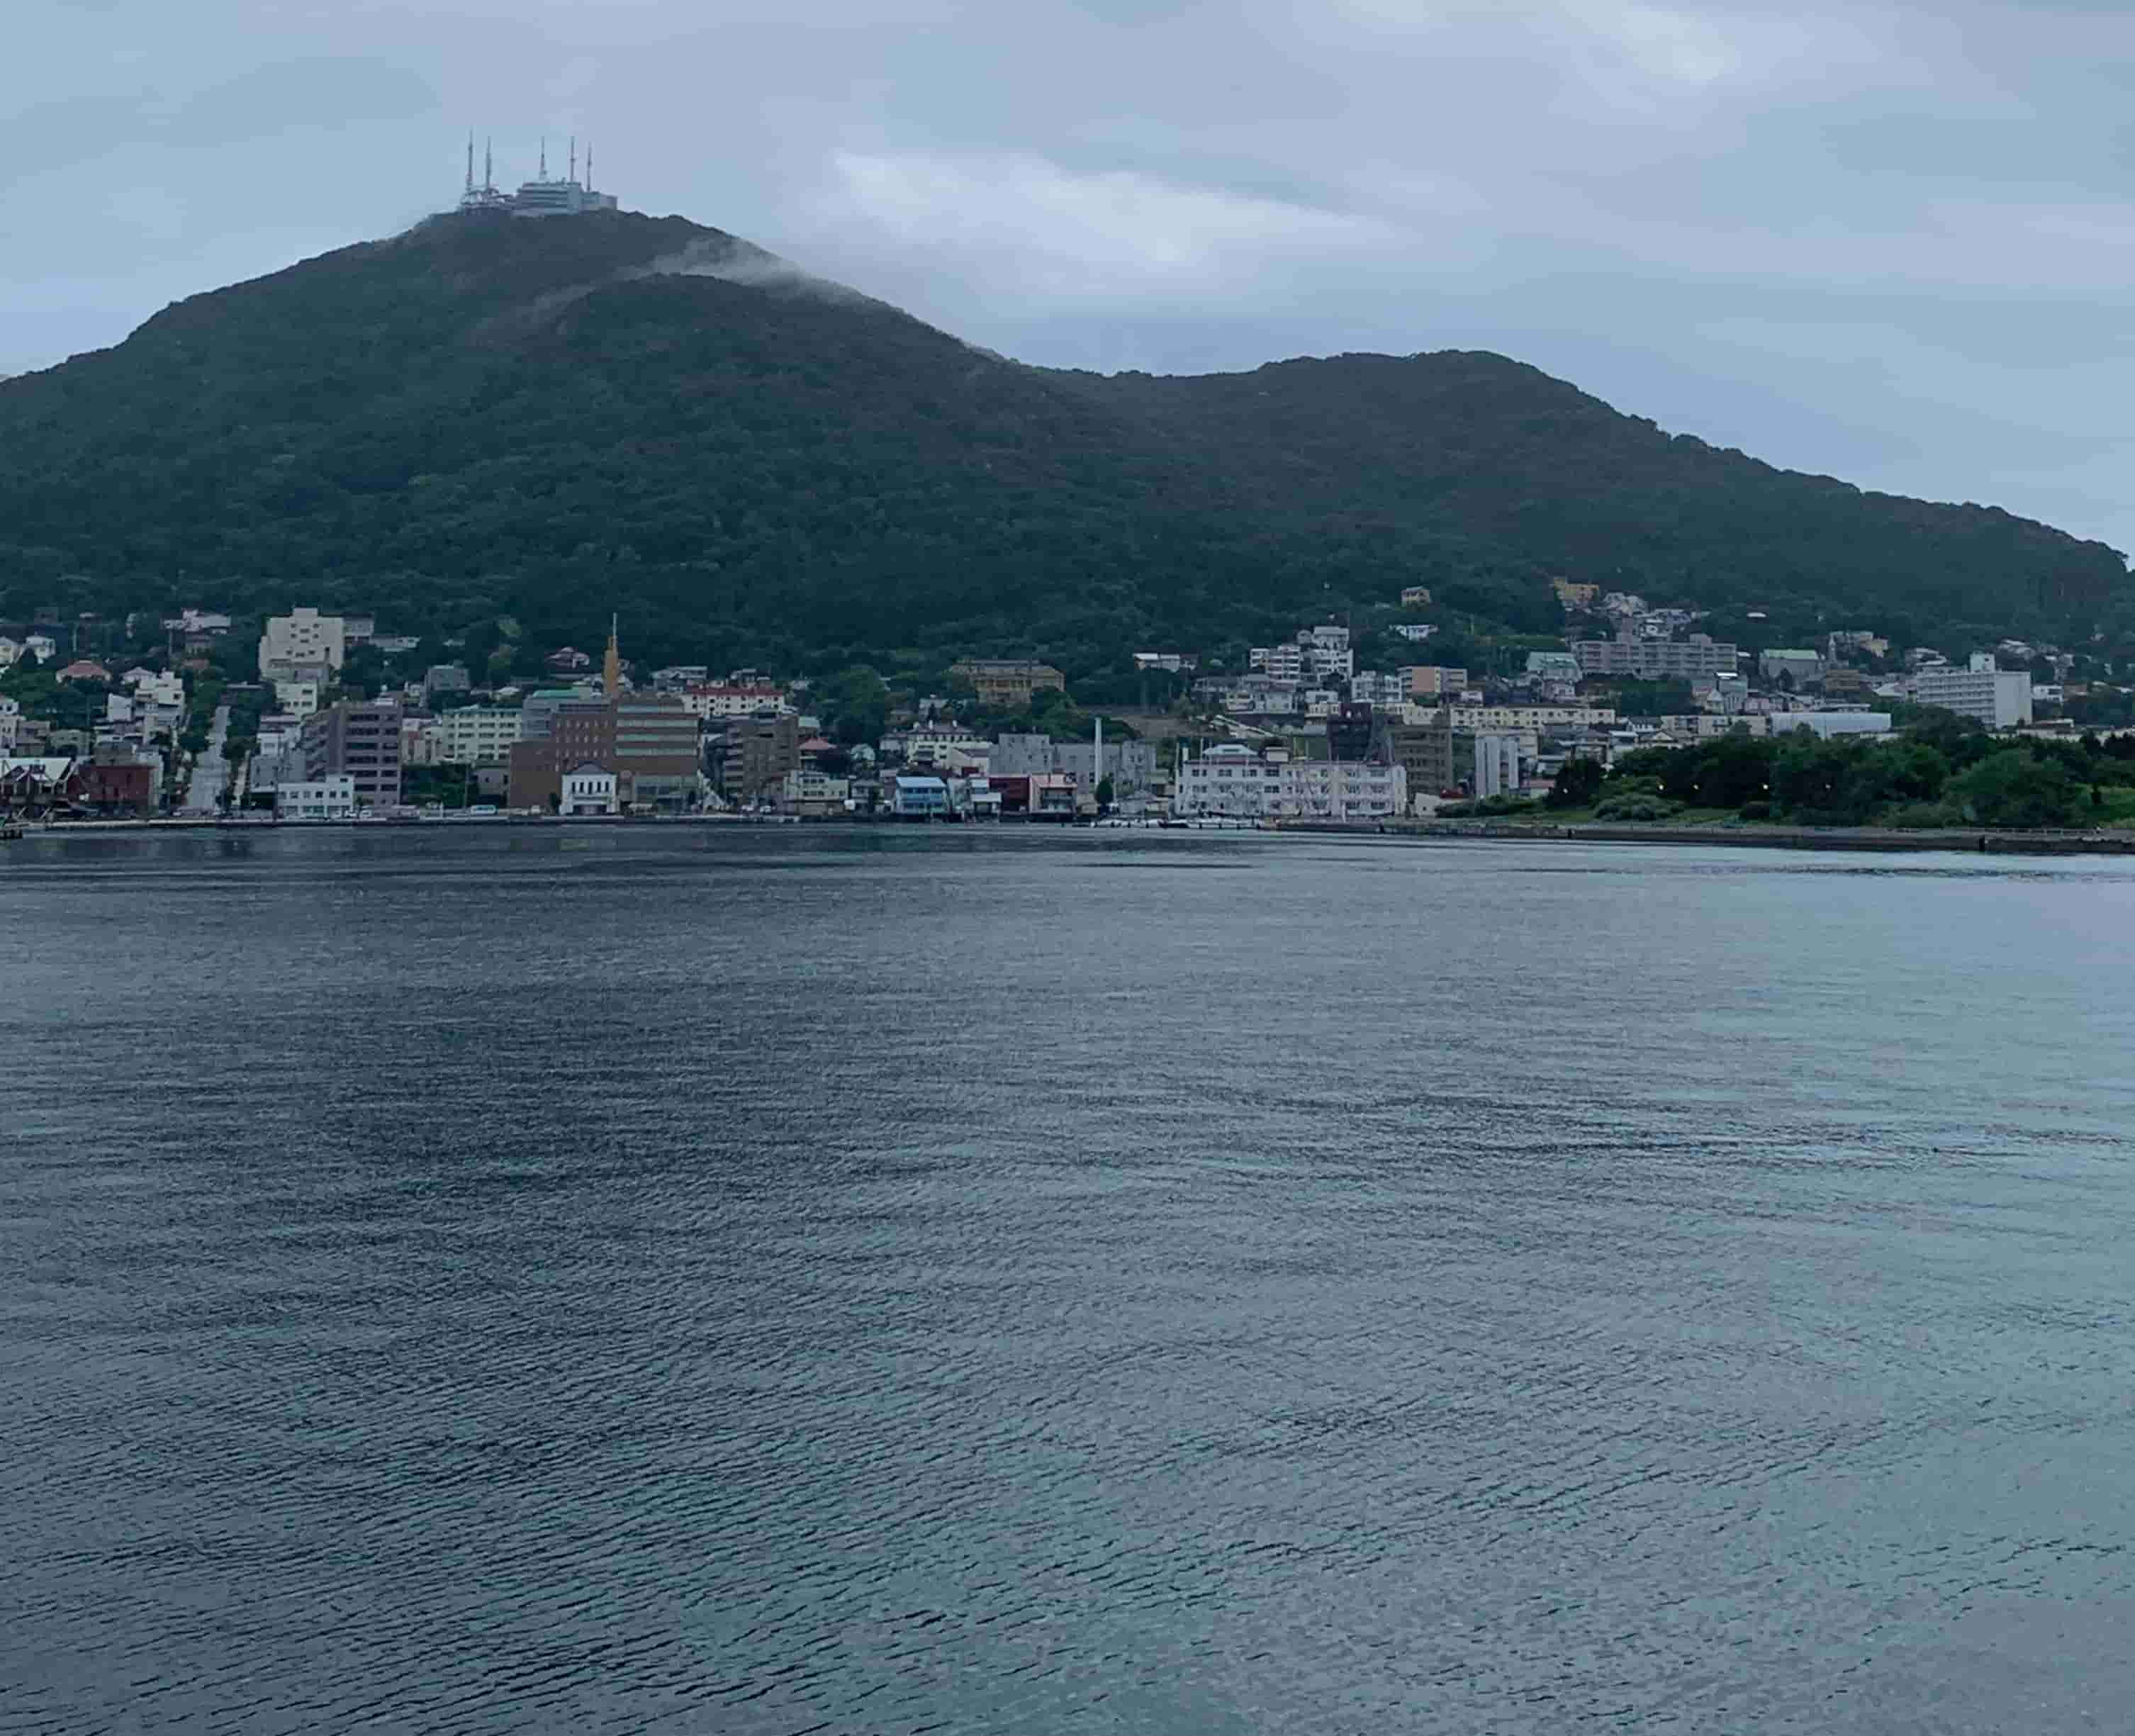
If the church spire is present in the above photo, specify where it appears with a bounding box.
[603,614,622,697]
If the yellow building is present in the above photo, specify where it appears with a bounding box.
[949,659,1066,708]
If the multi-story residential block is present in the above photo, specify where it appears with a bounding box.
[1403,666,1469,698]
[1301,625,1355,681]
[302,699,402,807]
[259,608,347,683]
[1391,715,1456,800]
[948,659,1066,708]
[1250,627,1354,683]
[716,712,802,802]
[677,683,791,719]
[1349,671,1408,709]
[1913,667,2032,730]
[0,697,19,754]
[430,707,525,764]
[1573,633,1738,680]
[1173,744,1405,821]
[1249,642,1306,681]
[1438,704,1618,729]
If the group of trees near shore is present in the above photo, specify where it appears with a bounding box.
[1540,707,2135,829]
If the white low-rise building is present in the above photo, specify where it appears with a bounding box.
[276,776,357,820]
[259,608,346,683]
[561,764,617,815]
[1766,712,1893,741]
[678,683,790,720]
[0,696,18,753]
[1175,744,1406,821]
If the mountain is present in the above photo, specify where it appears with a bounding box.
[0,208,2123,680]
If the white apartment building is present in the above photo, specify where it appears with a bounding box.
[1574,633,1738,680]
[127,670,186,710]
[276,776,357,819]
[1250,626,1355,684]
[1301,624,1355,681]
[1912,666,2032,730]
[1349,671,1408,708]
[1174,744,1406,821]
[678,683,790,719]
[1250,642,1305,681]
[0,696,18,753]
[274,679,320,719]
[1765,712,1893,741]
[258,608,347,682]
[430,707,525,763]
[1438,704,1619,729]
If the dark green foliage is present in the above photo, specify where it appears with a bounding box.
[1547,755,1605,808]
[1949,750,2082,829]
[1593,712,2112,829]
[1603,679,1695,718]
[0,209,2124,676]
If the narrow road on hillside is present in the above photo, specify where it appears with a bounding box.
[180,706,231,815]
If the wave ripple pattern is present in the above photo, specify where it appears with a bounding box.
[4,829,2133,1734]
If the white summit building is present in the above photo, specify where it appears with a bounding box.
[455,135,618,218]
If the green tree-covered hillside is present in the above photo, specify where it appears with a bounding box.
[0,208,2123,675]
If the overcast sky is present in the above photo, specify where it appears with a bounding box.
[7,0,2131,556]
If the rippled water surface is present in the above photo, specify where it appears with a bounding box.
[5,827,2134,1734]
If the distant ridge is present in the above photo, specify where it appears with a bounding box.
[0,207,2122,672]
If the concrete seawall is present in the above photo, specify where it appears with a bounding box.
[1276,819,2135,856]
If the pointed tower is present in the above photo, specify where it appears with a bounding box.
[603,615,622,697]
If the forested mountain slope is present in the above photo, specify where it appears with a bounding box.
[0,208,2121,672]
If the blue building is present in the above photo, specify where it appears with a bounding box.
[890,775,951,818]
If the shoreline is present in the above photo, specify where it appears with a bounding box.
[9,812,2135,856]
[1276,818,2135,856]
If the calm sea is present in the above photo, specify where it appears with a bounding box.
[4,827,2132,1734]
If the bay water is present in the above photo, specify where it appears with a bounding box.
[4,827,2132,1732]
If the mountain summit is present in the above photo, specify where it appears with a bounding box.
[0,208,2122,670]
